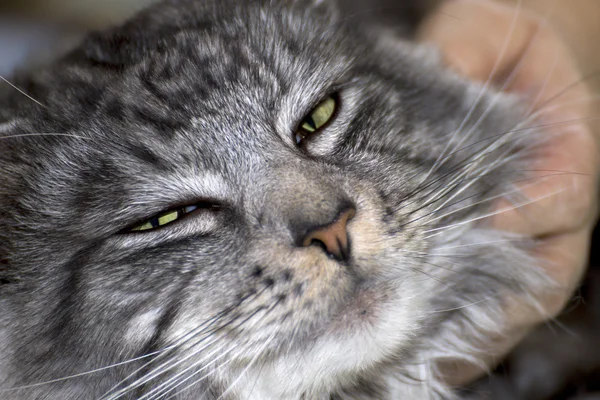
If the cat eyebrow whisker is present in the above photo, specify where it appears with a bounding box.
[0,75,46,108]
[0,133,92,141]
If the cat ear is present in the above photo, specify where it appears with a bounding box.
[66,0,199,68]
[67,13,176,68]
[71,29,156,68]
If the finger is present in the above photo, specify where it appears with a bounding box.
[416,0,537,81]
[490,117,599,236]
[438,227,592,387]
[418,0,600,237]
[530,228,593,313]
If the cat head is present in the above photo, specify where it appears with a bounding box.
[0,0,534,398]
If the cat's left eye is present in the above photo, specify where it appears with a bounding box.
[126,203,219,232]
[295,95,338,145]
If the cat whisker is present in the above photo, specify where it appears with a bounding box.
[420,0,523,186]
[429,297,495,314]
[442,0,574,169]
[167,337,255,400]
[522,68,600,121]
[523,93,600,125]
[107,294,275,400]
[420,164,593,231]
[1,292,265,395]
[423,188,564,238]
[245,350,271,400]
[137,338,235,399]
[452,0,566,156]
[433,238,524,253]
[426,146,528,214]
[403,121,537,213]
[170,308,281,400]
[522,43,561,117]
[0,132,92,141]
[138,303,278,400]
[215,330,278,400]
[159,315,281,400]
[399,156,535,229]
[161,349,241,400]
[140,341,243,400]
[102,319,235,399]
[415,115,577,218]
[0,76,46,108]
[100,304,243,400]
[0,350,162,394]
[426,179,530,223]
[403,261,459,292]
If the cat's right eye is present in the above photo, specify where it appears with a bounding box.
[124,202,221,233]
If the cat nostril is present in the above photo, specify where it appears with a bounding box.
[301,207,355,262]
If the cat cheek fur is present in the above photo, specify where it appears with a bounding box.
[0,0,556,399]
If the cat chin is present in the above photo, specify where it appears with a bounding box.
[230,281,426,399]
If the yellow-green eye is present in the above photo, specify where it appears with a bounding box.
[296,95,337,144]
[128,204,200,232]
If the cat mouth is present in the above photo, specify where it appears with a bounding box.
[244,276,420,396]
[326,279,392,332]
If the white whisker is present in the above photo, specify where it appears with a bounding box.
[423,187,564,237]
[0,351,162,394]
[215,330,278,400]
[0,133,91,141]
[420,0,523,185]
[0,75,46,108]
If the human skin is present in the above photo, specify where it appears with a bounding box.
[417,0,600,385]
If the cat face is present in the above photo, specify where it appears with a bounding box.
[0,0,543,399]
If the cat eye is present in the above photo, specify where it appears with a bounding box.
[126,202,220,232]
[295,95,338,145]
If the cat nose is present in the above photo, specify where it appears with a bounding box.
[300,207,355,262]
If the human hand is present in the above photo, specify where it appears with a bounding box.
[416,0,600,385]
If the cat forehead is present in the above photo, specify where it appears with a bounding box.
[40,0,357,140]
[48,8,358,165]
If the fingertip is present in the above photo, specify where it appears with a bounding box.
[441,43,491,81]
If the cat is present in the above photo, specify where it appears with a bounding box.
[0,0,556,398]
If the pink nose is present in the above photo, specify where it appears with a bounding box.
[301,208,355,262]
